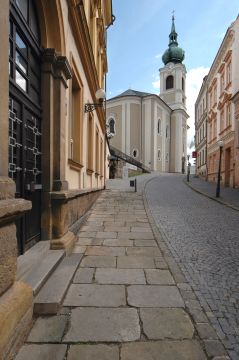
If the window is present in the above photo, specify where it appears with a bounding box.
[166,75,174,90]
[220,73,225,94]
[87,112,94,171]
[166,125,169,138]
[166,153,169,162]
[226,103,231,126]
[100,138,104,176]
[132,149,138,158]
[157,149,161,161]
[220,110,224,131]
[108,117,115,134]
[95,127,100,174]
[157,119,161,134]
[182,77,185,92]
[70,64,83,165]
[213,85,217,105]
[226,62,231,85]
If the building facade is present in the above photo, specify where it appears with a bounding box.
[195,76,208,179]
[0,1,113,358]
[195,15,239,188]
[107,17,189,173]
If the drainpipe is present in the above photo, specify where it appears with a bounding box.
[103,11,116,189]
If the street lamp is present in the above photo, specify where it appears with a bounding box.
[187,154,190,182]
[84,88,106,113]
[216,140,224,198]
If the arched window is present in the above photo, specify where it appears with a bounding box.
[157,119,161,134]
[166,125,169,138]
[108,118,115,134]
[157,149,161,161]
[182,77,185,92]
[166,75,174,90]
[132,149,138,158]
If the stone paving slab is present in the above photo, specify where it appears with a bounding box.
[126,246,161,256]
[63,307,140,342]
[134,240,157,247]
[27,315,67,342]
[118,232,154,240]
[15,344,67,360]
[96,231,117,238]
[85,245,125,256]
[67,344,119,360]
[127,285,185,307]
[145,269,175,284]
[76,238,103,246]
[72,245,86,253]
[80,255,116,268]
[121,341,206,360]
[117,255,155,269]
[95,268,146,284]
[73,268,94,283]
[140,308,194,339]
[63,284,126,307]
[103,239,134,247]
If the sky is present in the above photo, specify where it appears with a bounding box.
[106,0,239,150]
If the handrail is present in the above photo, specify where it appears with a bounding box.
[109,145,151,173]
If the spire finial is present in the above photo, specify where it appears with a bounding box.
[172,10,175,20]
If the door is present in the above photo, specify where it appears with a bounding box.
[9,1,42,254]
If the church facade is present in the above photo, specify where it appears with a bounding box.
[107,17,189,173]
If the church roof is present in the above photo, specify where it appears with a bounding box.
[109,89,153,100]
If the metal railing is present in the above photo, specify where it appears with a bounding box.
[109,145,151,173]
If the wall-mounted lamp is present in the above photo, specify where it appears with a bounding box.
[84,88,106,113]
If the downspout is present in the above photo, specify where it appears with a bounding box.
[140,97,143,165]
[103,11,116,188]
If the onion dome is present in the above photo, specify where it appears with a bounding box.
[162,15,185,65]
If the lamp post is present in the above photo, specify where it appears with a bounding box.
[187,154,190,182]
[216,140,224,198]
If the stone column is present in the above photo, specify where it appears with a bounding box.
[0,3,33,358]
[41,49,74,250]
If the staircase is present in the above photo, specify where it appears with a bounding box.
[17,241,82,315]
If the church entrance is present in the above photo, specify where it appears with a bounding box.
[9,1,42,254]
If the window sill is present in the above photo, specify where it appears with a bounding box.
[68,159,83,171]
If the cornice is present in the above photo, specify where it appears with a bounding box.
[67,0,105,128]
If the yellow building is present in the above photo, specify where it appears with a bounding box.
[0,1,113,358]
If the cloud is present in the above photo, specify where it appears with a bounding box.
[186,66,209,150]
[152,79,160,89]
[154,53,162,59]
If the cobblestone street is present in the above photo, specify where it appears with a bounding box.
[145,173,239,359]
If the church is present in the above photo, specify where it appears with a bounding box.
[107,16,189,173]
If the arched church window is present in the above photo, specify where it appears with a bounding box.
[182,77,185,92]
[132,149,138,158]
[166,125,169,138]
[157,149,161,160]
[166,75,174,90]
[157,119,161,134]
[109,118,115,134]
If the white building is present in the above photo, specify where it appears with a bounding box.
[107,16,189,173]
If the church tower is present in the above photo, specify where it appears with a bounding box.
[160,16,188,173]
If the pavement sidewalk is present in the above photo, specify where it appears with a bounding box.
[15,188,229,360]
[185,176,239,210]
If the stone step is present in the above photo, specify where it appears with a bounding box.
[34,254,82,315]
[17,241,65,296]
